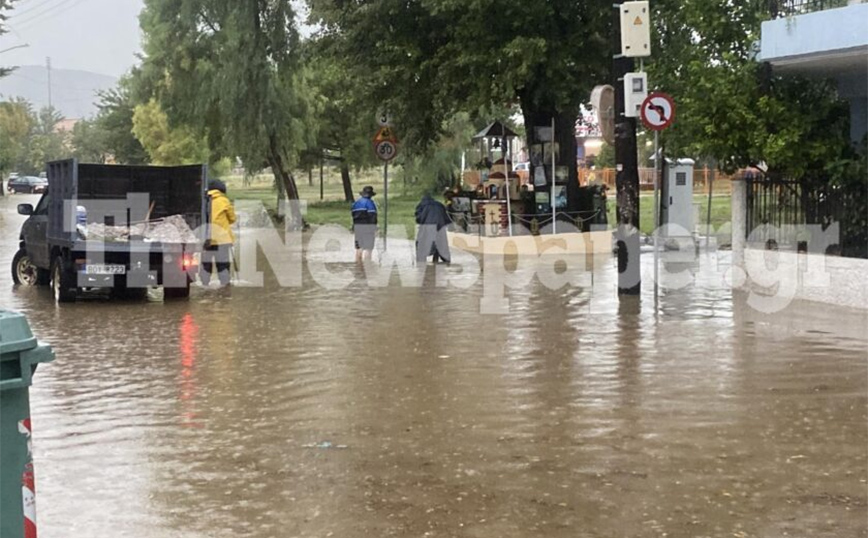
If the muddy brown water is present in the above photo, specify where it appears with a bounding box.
[1,194,866,538]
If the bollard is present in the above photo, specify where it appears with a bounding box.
[0,312,54,538]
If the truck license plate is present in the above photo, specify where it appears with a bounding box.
[85,264,126,275]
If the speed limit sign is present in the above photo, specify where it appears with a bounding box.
[375,140,398,162]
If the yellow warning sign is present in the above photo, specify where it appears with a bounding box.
[374,126,398,143]
[634,16,643,25]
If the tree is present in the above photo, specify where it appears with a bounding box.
[93,77,150,165]
[0,0,18,78]
[308,0,611,207]
[305,38,380,202]
[132,99,210,166]
[138,0,318,226]
[21,105,70,174]
[648,0,851,178]
[0,98,32,189]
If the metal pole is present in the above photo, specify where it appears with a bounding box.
[551,116,557,234]
[46,56,52,109]
[653,131,660,294]
[706,167,715,247]
[384,163,389,250]
[505,129,513,237]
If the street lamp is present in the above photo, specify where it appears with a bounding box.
[0,43,30,54]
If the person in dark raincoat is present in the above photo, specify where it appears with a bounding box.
[415,194,452,264]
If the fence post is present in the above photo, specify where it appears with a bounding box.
[731,174,748,276]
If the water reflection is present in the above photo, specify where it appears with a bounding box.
[1,194,865,537]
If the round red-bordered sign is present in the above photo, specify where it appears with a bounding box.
[374,140,398,162]
[640,92,676,131]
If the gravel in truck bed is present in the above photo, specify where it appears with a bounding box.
[77,215,198,243]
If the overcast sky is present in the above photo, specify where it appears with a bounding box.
[1,0,315,78]
[1,0,144,77]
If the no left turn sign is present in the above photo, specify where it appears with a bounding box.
[640,92,676,131]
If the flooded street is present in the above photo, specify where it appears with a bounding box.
[1,194,866,538]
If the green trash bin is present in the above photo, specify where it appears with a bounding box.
[0,311,54,538]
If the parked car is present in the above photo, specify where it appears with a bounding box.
[7,176,49,194]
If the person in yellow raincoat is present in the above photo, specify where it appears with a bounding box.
[201,179,236,287]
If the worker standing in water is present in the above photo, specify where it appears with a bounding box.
[415,193,452,264]
[351,186,378,263]
[201,179,236,287]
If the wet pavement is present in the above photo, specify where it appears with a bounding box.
[1,193,866,538]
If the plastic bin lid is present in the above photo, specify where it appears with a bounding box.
[0,311,38,357]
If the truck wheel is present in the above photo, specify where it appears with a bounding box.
[163,282,191,300]
[51,256,77,303]
[12,249,49,286]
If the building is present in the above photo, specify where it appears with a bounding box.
[760,0,868,143]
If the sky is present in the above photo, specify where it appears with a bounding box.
[1,0,316,78]
[1,0,146,77]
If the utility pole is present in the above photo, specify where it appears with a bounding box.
[613,1,642,296]
[46,56,52,109]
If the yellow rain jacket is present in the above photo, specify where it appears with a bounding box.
[208,189,237,245]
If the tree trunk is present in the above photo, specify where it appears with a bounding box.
[340,163,354,202]
[268,134,303,229]
[520,102,586,230]
[308,168,313,187]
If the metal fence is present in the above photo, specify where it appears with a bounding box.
[771,0,851,17]
[746,174,868,258]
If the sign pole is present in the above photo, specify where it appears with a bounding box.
[653,130,660,298]
[551,116,557,234]
[383,163,389,251]
[504,130,513,237]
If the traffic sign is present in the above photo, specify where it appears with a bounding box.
[640,92,676,131]
[374,126,398,144]
[375,140,398,162]
[376,110,392,127]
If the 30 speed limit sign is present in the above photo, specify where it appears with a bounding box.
[375,140,398,162]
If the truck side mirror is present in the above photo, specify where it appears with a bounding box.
[17,204,34,216]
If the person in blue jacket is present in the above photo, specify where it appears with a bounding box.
[351,186,378,262]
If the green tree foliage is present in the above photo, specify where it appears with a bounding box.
[20,105,70,174]
[132,99,210,166]
[0,98,32,176]
[93,77,150,165]
[649,0,852,178]
[70,119,108,163]
[307,0,611,189]
[0,100,70,176]
[138,0,318,225]
[0,0,17,78]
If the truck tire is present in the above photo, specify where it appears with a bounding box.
[51,256,77,303]
[12,249,49,286]
[163,281,191,300]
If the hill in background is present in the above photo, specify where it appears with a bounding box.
[0,65,118,120]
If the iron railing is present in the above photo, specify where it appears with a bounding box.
[771,0,853,17]
[746,174,868,258]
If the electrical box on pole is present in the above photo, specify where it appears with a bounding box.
[623,72,648,118]
[619,1,651,58]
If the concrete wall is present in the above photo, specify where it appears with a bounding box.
[761,3,868,62]
[743,247,868,310]
[449,230,614,257]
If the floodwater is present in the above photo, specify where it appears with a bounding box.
[1,193,866,538]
